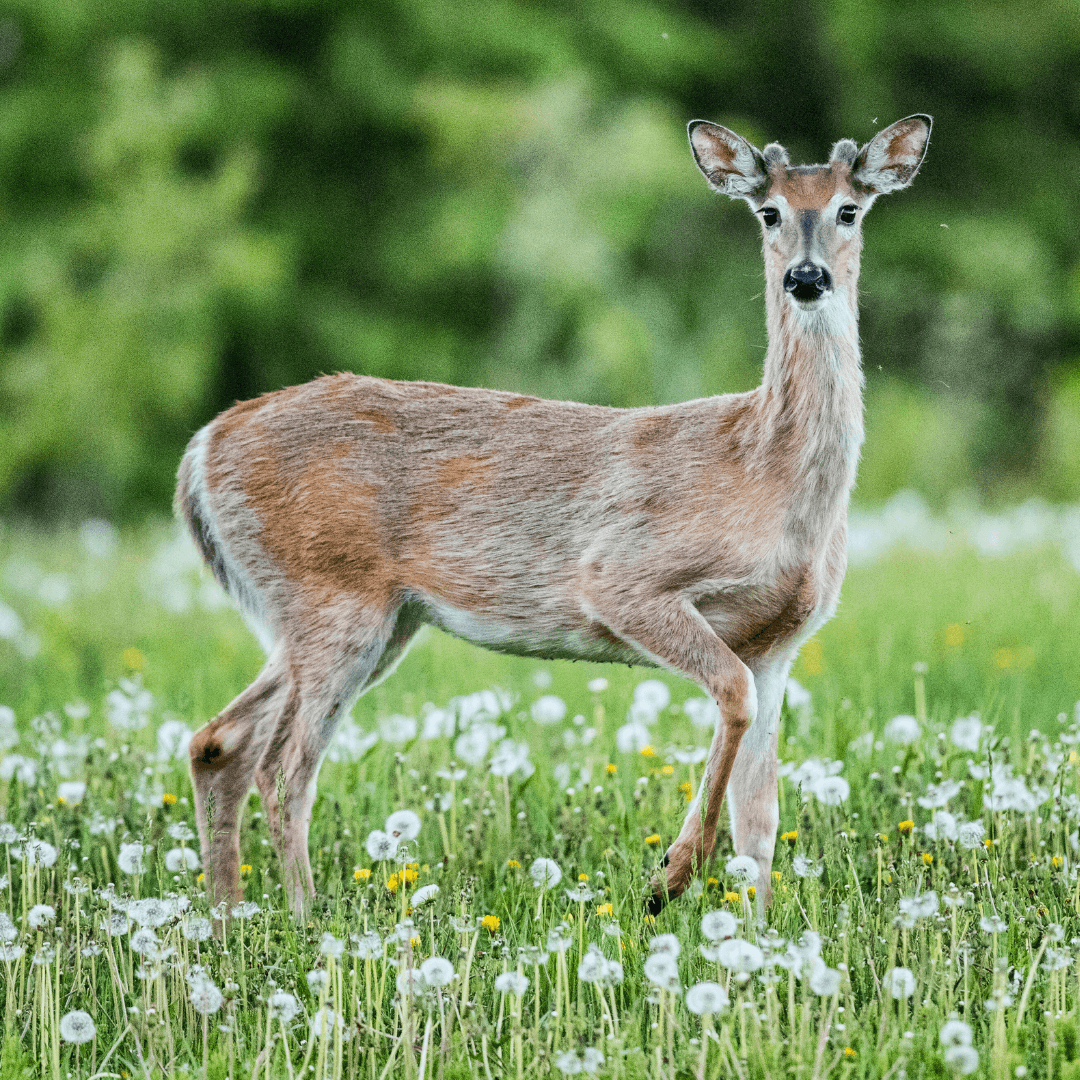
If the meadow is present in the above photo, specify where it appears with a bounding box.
[1,493,1080,1079]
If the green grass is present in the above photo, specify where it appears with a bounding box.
[0,519,1079,1079]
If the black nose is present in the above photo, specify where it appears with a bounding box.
[783,263,832,302]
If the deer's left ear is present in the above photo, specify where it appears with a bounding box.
[852,115,932,195]
[688,121,768,202]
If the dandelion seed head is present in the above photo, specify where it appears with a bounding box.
[268,990,299,1022]
[420,956,455,987]
[59,1010,95,1044]
[685,981,729,1015]
[27,904,55,930]
[385,809,421,841]
[701,909,738,942]
[530,857,562,889]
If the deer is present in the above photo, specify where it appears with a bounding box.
[176,114,931,918]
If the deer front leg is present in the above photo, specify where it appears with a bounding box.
[727,659,790,913]
[582,592,756,911]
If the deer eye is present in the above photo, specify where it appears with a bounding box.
[838,205,858,226]
[760,207,780,227]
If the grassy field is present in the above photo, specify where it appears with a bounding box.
[1,508,1079,1079]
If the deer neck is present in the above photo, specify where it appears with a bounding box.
[760,276,865,522]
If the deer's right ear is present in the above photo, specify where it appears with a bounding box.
[688,121,768,202]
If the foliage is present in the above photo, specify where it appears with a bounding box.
[0,522,1079,1076]
[0,1,1078,519]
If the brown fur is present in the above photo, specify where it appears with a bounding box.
[177,116,930,918]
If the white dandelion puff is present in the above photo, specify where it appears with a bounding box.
[268,990,299,1022]
[530,858,563,889]
[724,855,759,885]
[792,854,824,879]
[59,1010,96,1044]
[808,961,842,996]
[884,714,921,745]
[957,821,986,850]
[164,847,199,872]
[531,695,567,724]
[379,714,417,745]
[117,842,146,875]
[701,909,738,942]
[319,932,345,958]
[24,839,57,868]
[717,939,764,974]
[883,966,916,999]
[420,956,455,987]
[940,1019,973,1048]
[57,781,86,805]
[633,680,670,713]
[411,884,440,907]
[649,934,681,958]
[365,830,399,862]
[944,1046,980,1074]
[810,775,850,806]
[643,952,680,990]
[183,917,213,942]
[495,971,529,994]
[554,1050,583,1075]
[684,981,729,1015]
[27,904,55,930]
[950,715,983,752]
[385,809,421,841]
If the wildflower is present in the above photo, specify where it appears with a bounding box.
[707,876,719,886]
[588,678,608,693]
[808,961,842,996]
[685,981,729,1015]
[645,834,661,846]
[354,868,371,881]
[605,763,617,775]
[183,917,212,942]
[268,990,299,1022]
[117,842,146,875]
[957,821,986,850]
[724,891,740,903]
[877,833,889,843]
[918,779,962,809]
[884,714,921,745]
[27,904,55,930]
[24,839,58,868]
[746,886,756,898]
[482,915,500,933]
[781,830,798,844]
[898,892,939,921]
[554,1050,583,1075]
[495,970,529,994]
[386,873,399,893]
[454,727,491,765]
[979,915,1007,934]
[596,902,613,916]
[679,781,693,798]
[317,932,344,959]
[792,855,824,879]
[940,1019,973,1048]
[640,746,655,758]
[530,857,563,889]
[634,679,671,714]
[0,944,24,962]
[413,957,451,988]
[944,1046,980,1074]
[615,722,650,753]
[922,853,934,865]
[649,934,681,958]
[701,909,737,941]
[57,781,87,805]
[950,715,983,751]
[365,830,399,862]
[531,695,567,724]
[643,952,680,991]
[309,1007,340,1036]
[897,820,914,835]
[106,676,153,731]
[844,1048,856,1059]
[385,809,421,841]
[129,898,172,928]
[232,901,260,920]
[490,739,534,779]
[1053,855,1066,870]
[379,715,417,744]
[164,847,200,872]
[717,939,764,973]
[923,812,959,842]
[810,775,850,806]
[565,883,596,903]
[581,1048,605,1075]
[130,929,160,956]
[725,855,760,885]
[547,925,573,953]
[507,859,521,869]
[883,967,916,1000]
[167,822,196,843]
[0,913,17,943]
[59,1010,96,1044]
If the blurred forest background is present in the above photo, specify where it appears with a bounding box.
[1,0,1078,522]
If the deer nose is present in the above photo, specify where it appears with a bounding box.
[783,262,832,302]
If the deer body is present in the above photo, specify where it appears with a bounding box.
[178,114,930,916]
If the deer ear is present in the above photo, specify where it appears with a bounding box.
[688,121,768,202]
[852,114,932,195]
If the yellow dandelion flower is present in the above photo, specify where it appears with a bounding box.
[844,1047,856,1059]
[984,838,993,851]
[162,793,178,806]
[421,864,430,873]
[921,853,933,865]
[578,873,589,881]
[121,647,144,671]
[57,796,67,805]
[724,891,739,904]
[877,833,889,843]
[772,870,782,883]
[387,873,399,894]
[197,873,205,884]
[898,820,914,834]
[781,830,798,844]
[660,765,674,776]
[482,915,500,933]
[640,746,655,758]
[747,886,756,898]
[596,903,613,916]
[507,859,521,869]
[403,867,418,885]
[706,877,719,886]
[1052,856,1064,869]
[240,864,253,875]
[410,935,421,948]
[645,834,661,846]
[605,763,617,775]
[354,867,371,881]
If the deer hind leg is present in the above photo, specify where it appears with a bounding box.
[727,658,790,915]
[254,605,420,918]
[581,590,756,912]
[189,644,291,912]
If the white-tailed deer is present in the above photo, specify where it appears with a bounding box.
[177,114,931,917]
